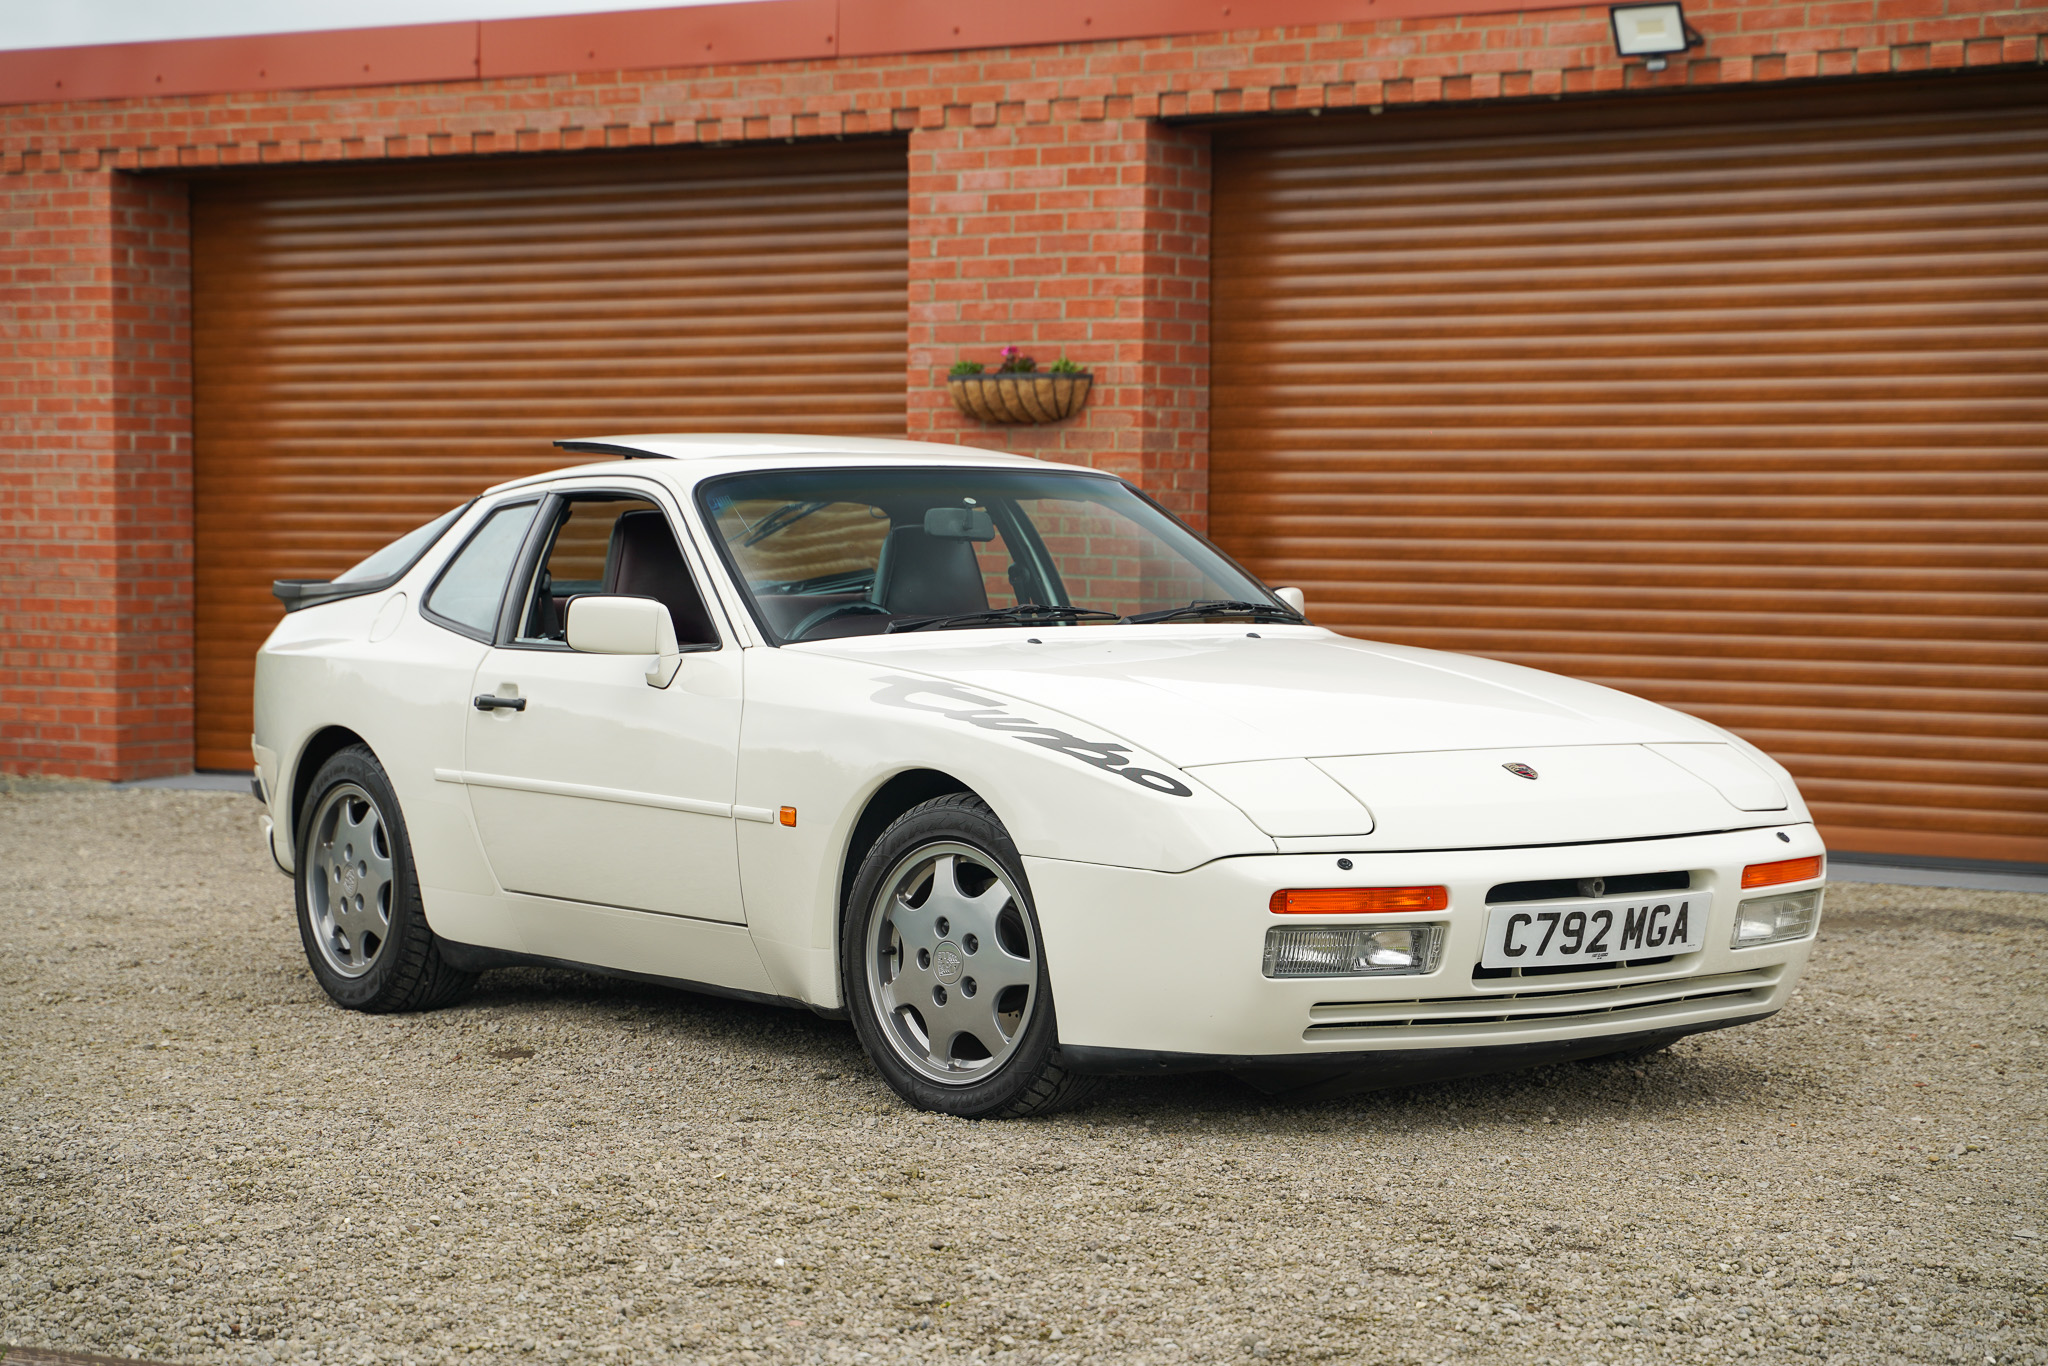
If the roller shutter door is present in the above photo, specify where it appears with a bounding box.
[192,140,908,770]
[1212,74,2048,865]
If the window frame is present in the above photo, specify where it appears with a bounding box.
[418,497,545,643]
[494,486,728,653]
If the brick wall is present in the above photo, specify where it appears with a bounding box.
[907,118,1210,525]
[2,0,2039,177]
[2,0,2043,777]
[0,170,190,780]
[109,174,193,779]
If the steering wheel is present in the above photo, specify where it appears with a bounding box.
[787,600,890,642]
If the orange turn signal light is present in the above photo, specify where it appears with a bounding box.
[1269,886,1449,915]
[1741,854,1822,889]
[779,806,797,827]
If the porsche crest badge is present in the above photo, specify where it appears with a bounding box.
[1502,763,1539,780]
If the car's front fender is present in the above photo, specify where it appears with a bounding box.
[730,646,1274,1008]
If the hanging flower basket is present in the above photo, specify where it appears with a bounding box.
[947,370,1093,425]
[947,349,1092,425]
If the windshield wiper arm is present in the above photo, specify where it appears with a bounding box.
[887,604,1122,634]
[1123,598,1304,625]
[740,499,832,547]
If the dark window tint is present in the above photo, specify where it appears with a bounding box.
[424,501,539,638]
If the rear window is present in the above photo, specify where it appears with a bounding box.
[334,503,471,585]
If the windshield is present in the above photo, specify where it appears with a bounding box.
[700,468,1282,643]
[333,502,472,584]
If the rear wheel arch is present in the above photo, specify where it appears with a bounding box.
[294,742,475,1012]
[291,726,371,837]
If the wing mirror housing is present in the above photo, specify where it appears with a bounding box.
[1274,586,1307,616]
[566,595,685,687]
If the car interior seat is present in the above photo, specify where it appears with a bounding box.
[603,510,719,646]
[869,526,990,620]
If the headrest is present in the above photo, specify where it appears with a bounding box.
[872,526,990,620]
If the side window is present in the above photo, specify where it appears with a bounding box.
[513,495,720,649]
[423,501,540,639]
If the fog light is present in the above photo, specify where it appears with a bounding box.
[1263,924,1444,978]
[1731,889,1822,947]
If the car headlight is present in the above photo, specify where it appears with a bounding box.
[1731,888,1822,947]
[1263,924,1444,978]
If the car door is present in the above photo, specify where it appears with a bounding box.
[458,487,748,924]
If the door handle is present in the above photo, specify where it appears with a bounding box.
[474,694,527,712]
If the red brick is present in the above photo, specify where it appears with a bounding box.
[6,0,2047,774]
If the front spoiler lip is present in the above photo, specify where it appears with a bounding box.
[1055,1012,1772,1095]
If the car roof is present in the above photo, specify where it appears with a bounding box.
[481,432,1098,495]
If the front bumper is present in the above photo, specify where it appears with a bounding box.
[1023,822,1822,1064]
[1059,1016,1765,1097]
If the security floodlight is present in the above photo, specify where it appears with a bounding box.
[1609,2,1702,71]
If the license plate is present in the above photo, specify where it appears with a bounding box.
[1480,893,1711,970]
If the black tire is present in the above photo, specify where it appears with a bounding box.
[842,792,1099,1118]
[294,744,476,1013]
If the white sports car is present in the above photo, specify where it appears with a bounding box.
[253,434,1826,1117]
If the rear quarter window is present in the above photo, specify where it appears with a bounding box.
[424,501,540,639]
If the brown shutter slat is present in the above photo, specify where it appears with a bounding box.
[1212,74,2048,865]
[192,141,908,771]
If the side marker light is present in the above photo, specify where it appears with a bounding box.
[779,806,797,827]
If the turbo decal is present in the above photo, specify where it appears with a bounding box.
[869,676,1194,797]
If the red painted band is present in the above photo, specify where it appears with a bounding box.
[0,0,1593,108]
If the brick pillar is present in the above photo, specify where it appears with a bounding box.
[0,168,192,781]
[906,116,1211,529]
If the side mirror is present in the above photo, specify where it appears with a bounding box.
[566,595,683,687]
[1274,586,1307,616]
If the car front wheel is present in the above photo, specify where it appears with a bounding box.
[295,744,475,1013]
[843,793,1097,1118]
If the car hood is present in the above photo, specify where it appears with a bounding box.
[812,625,1725,768]
[809,625,1799,850]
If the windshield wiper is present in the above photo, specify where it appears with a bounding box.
[887,604,1123,634]
[740,499,832,547]
[1123,598,1304,625]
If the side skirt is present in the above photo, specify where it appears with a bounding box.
[435,937,810,1014]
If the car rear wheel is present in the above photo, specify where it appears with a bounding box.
[295,744,475,1013]
[843,793,1097,1118]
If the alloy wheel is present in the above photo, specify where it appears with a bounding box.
[864,841,1038,1085]
[305,782,396,978]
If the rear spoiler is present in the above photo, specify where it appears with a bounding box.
[270,497,478,613]
[272,579,383,612]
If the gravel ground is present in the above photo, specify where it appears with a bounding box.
[2,785,2044,1366]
